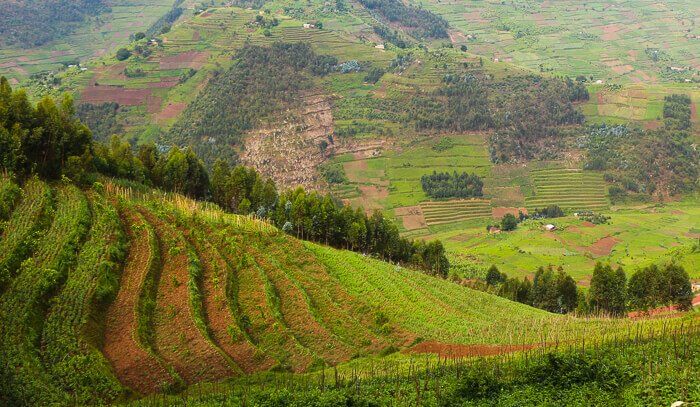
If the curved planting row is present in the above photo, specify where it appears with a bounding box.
[0,178,52,292]
[182,224,251,373]
[40,191,128,404]
[0,174,20,220]
[306,242,556,345]
[263,235,392,354]
[139,207,234,385]
[0,184,90,405]
[102,205,177,395]
[255,242,353,366]
[205,224,279,373]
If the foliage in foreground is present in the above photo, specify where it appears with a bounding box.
[129,320,700,406]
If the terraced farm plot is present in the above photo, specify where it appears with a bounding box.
[525,168,608,212]
[0,180,695,404]
[0,0,175,82]
[422,0,700,82]
[419,199,491,226]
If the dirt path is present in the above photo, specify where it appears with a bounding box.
[628,294,700,318]
[140,209,234,384]
[184,224,266,374]
[103,207,174,394]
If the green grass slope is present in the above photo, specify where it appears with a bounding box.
[0,179,690,404]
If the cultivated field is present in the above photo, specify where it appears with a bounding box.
[525,168,609,212]
[0,0,175,83]
[0,180,693,404]
[422,0,700,83]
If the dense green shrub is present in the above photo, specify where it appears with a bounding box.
[358,0,449,39]
[421,171,483,199]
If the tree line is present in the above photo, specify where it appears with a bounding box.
[357,0,449,40]
[482,262,693,316]
[420,171,484,199]
[408,74,586,163]
[0,77,450,276]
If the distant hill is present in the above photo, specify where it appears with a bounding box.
[0,0,108,48]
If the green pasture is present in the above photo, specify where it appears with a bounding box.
[434,196,700,281]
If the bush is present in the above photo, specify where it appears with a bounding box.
[501,213,518,231]
[421,171,483,199]
[115,48,131,61]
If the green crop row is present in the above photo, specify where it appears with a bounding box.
[0,184,90,405]
[40,191,128,404]
[0,178,53,292]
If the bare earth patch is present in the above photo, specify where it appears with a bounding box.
[587,236,619,256]
[156,102,188,122]
[81,85,151,106]
[159,51,210,70]
[491,207,527,219]
[395,206,427,230]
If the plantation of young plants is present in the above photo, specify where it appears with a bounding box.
[0,180,695,405]
[525,168,609,212]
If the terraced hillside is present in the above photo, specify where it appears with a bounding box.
[0,179,679,404]
[525,168,609,212]
[419,199,492,226]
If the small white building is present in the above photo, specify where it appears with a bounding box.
[544,224,556,231]
[303,23,315,29]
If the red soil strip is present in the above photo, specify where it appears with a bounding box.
[581,221,595,227]
[692,103,697,122]
[588,236,619,256]
[159,51,209,70]
[237,241,314,372]
[156,102,187,122]
[103,208,174,394]
[81,85,151,106]
[255,244,352,365]
[492,207,527,219]
[193,31,201,41]
[406,341,536,358]
[184,225,266,374]
[628,294,700,318]
[140,209,234,384]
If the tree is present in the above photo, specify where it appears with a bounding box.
[153,146,209,198]
[588,263,626,316]
[485,265,506,286]
[116,48,132,61]
[629,263,693,311]
[555,269,578,313]
[501,213,518,231]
